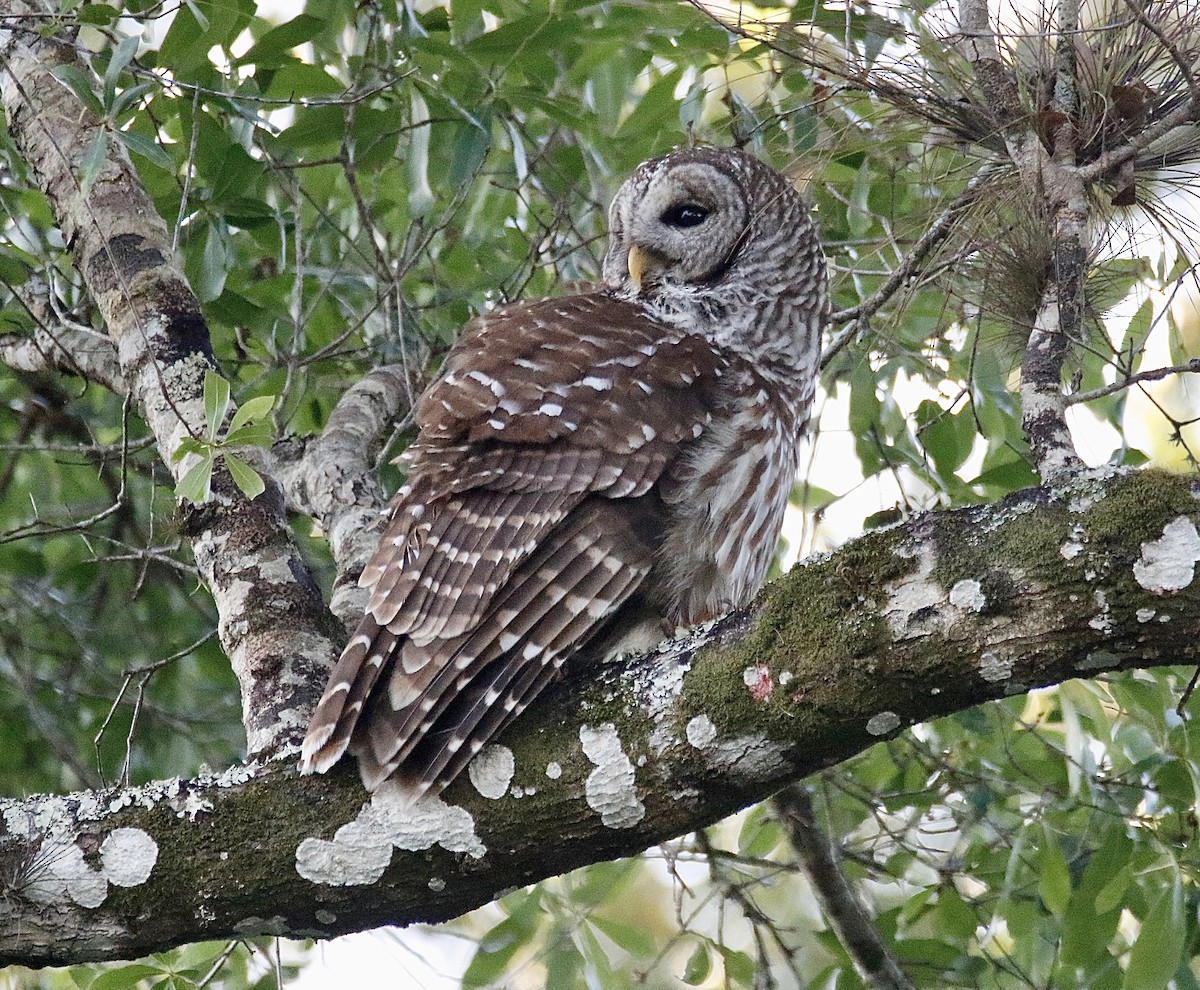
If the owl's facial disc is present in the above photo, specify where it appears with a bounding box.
[625,163,749,291]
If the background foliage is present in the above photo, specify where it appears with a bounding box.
[3,0,1200,987]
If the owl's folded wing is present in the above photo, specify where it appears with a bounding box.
[300,292,726,797]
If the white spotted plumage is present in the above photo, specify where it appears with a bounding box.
[300,147,828,799]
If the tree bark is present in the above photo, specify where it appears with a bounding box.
[3,468,1200,966]
[0,3,341,755]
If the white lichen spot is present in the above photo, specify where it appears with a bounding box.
[23,840,108,908]
[1060,524,1086,561]
[778,670,794,686]
[949,579,987,612]
[428,877,446,892]
[257,556,296,584]
[742,664,773,701]
[170,787,214,821]
[234,916,288,936]
[866,711,901,736]
[467,744,515,800]
[545,761,562,780]
[1089,590,1112,633]
[295,784,485,886]
[1136,607,1157,623]
[883,546,944,635]
[702,734,790,779]
[1060,539,1084,560]
[686,714,718,749]
[978,651,1013,683]
[579,723,645,828]
[1134,516,1200,593]
[100,827,157,887]
[315,909,337,925]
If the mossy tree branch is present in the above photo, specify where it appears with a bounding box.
[3,469,1200,967]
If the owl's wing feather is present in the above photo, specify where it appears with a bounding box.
[352,496,656,793]
[300,292,724,795]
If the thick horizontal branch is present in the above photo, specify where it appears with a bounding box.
[0,9,339,754]
[4,469,1200,967]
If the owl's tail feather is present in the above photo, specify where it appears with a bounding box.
[299,614,396,775]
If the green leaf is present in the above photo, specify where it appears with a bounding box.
[175,453,214,504]
[110,82,156,120]
[103,35,140,108]
[117,130,174,170]
[1093,869,1131,915]
[77,4,120,25]
[1124,877,1185,990]
[183,0,210,32]
[89,964,166,990]
[78,131,108,196]
[790,482,838,512]
[915,398,976,478]
[223,421,274,449]
[236,14,327,68]
[223,454,265,501]
[227,394,275,435]
[1037,826,1071,915]
[202,371,230,441]
[461,915,536,988]
[589,915,655,958]
[1061,826,1133,967]
[189,223,231,303]
[171,436,210,462]
[51,65,106,118]
[718,946,756,987]
[681,943,712,985]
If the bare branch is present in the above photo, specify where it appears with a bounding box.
[273,365,412,623]
[773,785,914,990]
[0,323,123,389]
[1067,358,1200,405]
[823,166,998,368]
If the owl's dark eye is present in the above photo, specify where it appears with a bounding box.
[660,203,709,228]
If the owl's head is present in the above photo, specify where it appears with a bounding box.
[601,147,827,359]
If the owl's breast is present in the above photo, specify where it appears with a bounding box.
[653,375,804,625]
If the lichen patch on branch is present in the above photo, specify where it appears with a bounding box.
[580,723,645,828]
[1134,516,1200,593]
[468,745,515,799]
[295,783,486,887]
[949,578,987,612]
[19,826,157,909]
[686,713,718,748]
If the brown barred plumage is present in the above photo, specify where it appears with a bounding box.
[300,147,829,799]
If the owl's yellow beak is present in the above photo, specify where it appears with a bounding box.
[627,244,663,292]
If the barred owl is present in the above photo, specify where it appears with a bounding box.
[300,146,828,799]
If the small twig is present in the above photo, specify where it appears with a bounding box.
[1066,358,1200,405]
[1079,99,1197,182]
[1176,667,1200,718]
[773,784,915,990]
[694,829,803,989]
[92,629,217,786]
[0,317,124,392]
[1122,0,1200,111]
[823,166,999,368]
[195,941,243,989]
